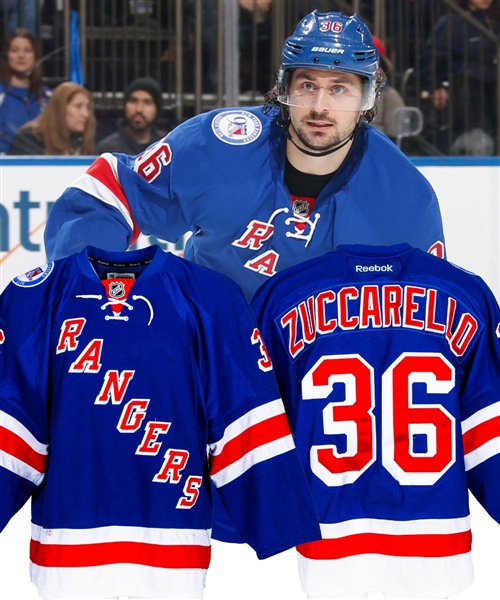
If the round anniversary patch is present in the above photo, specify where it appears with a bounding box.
[13,262,54,287]
[211,110,262,146]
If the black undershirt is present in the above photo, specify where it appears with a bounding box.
[284,156,336,198]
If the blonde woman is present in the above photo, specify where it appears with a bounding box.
[8,81,96,155]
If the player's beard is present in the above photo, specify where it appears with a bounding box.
[290,109,358,153]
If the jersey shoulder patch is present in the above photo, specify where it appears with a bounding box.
[13,262,54,288]
[211,110,262,146]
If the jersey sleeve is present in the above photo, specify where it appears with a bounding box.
[459,283,500,524]
[44,139,190,261]
[0,281,52,531]
[250,282,301,430]
[198,278,320,558]
[422,186,447,260]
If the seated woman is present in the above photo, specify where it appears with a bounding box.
[0,28,52,154]
[7,81,96,155]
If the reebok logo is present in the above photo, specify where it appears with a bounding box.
[355,264,394,273]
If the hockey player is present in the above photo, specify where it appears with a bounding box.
[250,244,500,599]
[42,9,446,548]
[44,10,445,303]
[0,245,321,600]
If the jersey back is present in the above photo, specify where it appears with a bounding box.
[251,243,500,598]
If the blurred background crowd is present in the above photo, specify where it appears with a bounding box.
[1,0,499,157]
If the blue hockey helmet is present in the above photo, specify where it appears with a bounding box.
[277,11,380,111]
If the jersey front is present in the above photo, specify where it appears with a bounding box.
[251,244,500,598]
[0,245,320,599]
[44,106,445,301]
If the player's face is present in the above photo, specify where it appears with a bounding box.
[287,68,363,152]
[66,92,91,133]
[8,36,36,74]
[468,0,493,9]
[125,91,157,132]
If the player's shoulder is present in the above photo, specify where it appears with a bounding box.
[363,124,415,164]
[360,124,406,159]
[360,124,435,188]
[167,104,279,148]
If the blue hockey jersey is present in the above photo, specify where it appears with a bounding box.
[250,244,500,598]
[44,106,445,302]
[0,245,320,599]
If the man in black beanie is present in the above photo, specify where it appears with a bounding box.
[96,77,167,155]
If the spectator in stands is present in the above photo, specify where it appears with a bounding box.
[199,0,272,94]
[128,0,154,26]
[0,28,51,154]
[7,81,96,155]
[421,0,499,154]
[370,35,406,140]
[1,0,40,33]
[239,0,272,94]
[96,77,166,155]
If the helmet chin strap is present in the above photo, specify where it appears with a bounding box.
[288,128,356,157]
[282,107,363,158]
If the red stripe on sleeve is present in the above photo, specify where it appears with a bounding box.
[297,530,472,560]
[210,412,291,476]
[30,540,211,569]
[0,426,47,473]
[86,157,141,244]
[463,415,500,455]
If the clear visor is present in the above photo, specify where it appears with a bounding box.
[278,77,376,112]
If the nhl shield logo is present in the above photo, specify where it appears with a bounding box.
[292,199,310,217]
[109,281,126,299]
[211,110,262,146]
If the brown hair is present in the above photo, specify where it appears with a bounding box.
[0,28,44,102]
[22,82,96,155]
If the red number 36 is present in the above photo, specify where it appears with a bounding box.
[302,353,456,487]
[320,20,344,33]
